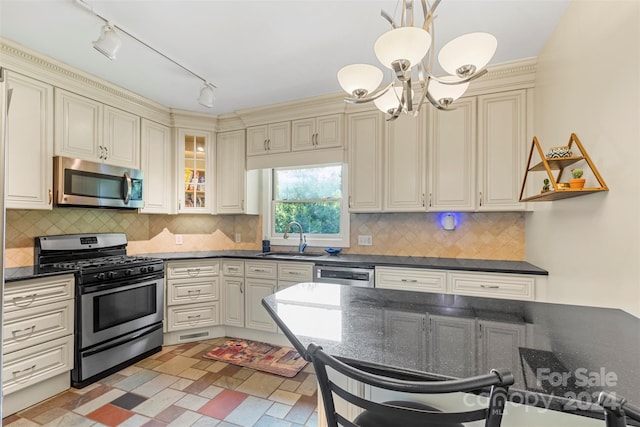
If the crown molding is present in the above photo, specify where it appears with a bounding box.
[0,37,171,126]
[170,109,218,132]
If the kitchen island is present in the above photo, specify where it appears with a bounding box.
[262,283,640,426]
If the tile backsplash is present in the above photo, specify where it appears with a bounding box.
[4,209,524,267]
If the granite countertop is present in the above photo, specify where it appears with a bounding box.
[262,283,640,423]
[3,250,547,283]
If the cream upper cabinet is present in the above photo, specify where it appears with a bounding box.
[246,121,291,156]
[140,119,174,214]
[54,88,140,168]
[347,111,384,212]
[177,129,214,213]
[5,71,54,210]
[55,88,102,161]
[384,113,427,211]
[216,129,259,214]
[292,114,343,151]
[427,97,477,211]
[102,105,140,168]
[477,90,527,211]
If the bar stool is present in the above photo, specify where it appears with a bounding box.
[308,343,514,427]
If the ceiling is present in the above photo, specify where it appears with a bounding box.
[0,0,570,116]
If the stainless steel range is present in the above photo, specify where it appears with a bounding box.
[35,233,164,388]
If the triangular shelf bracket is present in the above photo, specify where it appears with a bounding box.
[519,133,609,202]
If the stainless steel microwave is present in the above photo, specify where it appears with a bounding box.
[54,156,144,209]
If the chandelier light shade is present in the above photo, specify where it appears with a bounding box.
[77,0,217,108]
[427,76,470,108]
[438,32,498,78]
[337,0,497,120]
[337,64,383,98]
[93,24,121,60]
[197,83,216,108]
[374,27,432,69]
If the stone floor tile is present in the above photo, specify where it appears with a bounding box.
[41,411,96,427]
[87,403,134,427]
[284,394,316,425]
[278,379,301,393]
[72,382,101,395]
[224,395,273,427]
[191,415,222,427]
[192,360,214,370]
[183,372,221,395]
[179,367,209,381]
[31,407,69,425]
[296,375,317,397]
[114,370,161,392]
[265,403,292,419]
[232,367,256,380]
[198,389,248,420]
[154,355,200,376]
[2,418,40,427]
[174,394,209,412]
[305,412,318,427]
[132,388,186,418]
[236,372,285,399]
[170,378,195,391]
[117,414,152,427]
[206,361,229,373]
[73,389,126,416]
[119,365,144,377]
[111,393,148,411]
[180,343,211,358]
[167,410,203,427]
[100,373,128,387]
[268,390,301,406]
[132,373,181,397]
[198,385,224,399]
[212,375,244,390]
[136,359,164,370]
[155,405,187,424]
[254,415,293,427]
[139,419,166,427]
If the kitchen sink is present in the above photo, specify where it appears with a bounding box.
[254,252,325,259]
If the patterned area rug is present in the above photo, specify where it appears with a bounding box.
[203,337,308,378]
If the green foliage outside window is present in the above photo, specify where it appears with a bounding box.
[273,166,342,235]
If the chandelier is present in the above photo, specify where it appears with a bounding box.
[337,0,497,120]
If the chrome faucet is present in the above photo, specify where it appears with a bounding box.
[283,221,307,253]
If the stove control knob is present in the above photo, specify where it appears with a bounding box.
[107,271,116,279]
[140,267,148,274]
[97,273,106,281]
[124,269,133,276]
[148,266,155,272]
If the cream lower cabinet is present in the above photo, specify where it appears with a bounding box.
[245,260,279,333]
[222,259,245,327]
[2,274,75,416]
[166,260,220,332]
[376,266,536,301]
[140,119,174,214]
[5,71,54,210]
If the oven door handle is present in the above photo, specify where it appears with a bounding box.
[123,172,132,205]
[82,323,163,357]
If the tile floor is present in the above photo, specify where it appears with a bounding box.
[2,338,318,427]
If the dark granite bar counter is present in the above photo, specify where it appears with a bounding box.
[263,283,640,424]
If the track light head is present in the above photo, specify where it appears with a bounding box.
[93,23,121,60]
[198,83,215,108]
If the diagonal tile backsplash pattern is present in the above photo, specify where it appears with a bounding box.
[4,209,524,267]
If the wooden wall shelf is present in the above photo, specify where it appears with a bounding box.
[519,133,608,202]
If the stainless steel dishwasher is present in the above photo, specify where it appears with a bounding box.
[313,265,375,287]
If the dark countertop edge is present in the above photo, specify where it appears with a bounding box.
[145,251,549,276]
[3,251,548,282]
[4,267,75,283]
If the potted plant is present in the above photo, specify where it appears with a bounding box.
[569,168,585,189]
[541,178,550,193]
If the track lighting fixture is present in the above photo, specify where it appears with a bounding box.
[76,0,217,108]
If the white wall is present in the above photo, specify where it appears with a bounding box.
[527,0,640,316]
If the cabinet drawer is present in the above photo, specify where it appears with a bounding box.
[375,267,447,293]
[3,275,74,313]
[2,335,73,395]
[167,277,219,306]
[448,272,535,301]
[167,260,219,279]
[3,299,73,354]
[166,302,220,331]
[278,262,313,282]
[222,260,244,277]
[245,261,278,279]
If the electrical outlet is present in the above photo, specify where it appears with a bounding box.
[175,234,183,245]
[358,235,372,246]
[235,233,242,243]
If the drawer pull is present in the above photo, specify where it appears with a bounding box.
[187,289,202,298]
[187,314,201,320]
[228,267,239,272]
[254,268,266,273]
[11,325,36,339]
[480,284,500,289]
[288,272,303,276]
[401,279,418,283]
[12,293,38,307]
[12,365,37,381]
[187,268,201,277]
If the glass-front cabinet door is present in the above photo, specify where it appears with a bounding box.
[177,129,213,213]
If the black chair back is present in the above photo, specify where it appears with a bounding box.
[308,343,514,427]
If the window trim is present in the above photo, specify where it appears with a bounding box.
[261,164,350,249]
